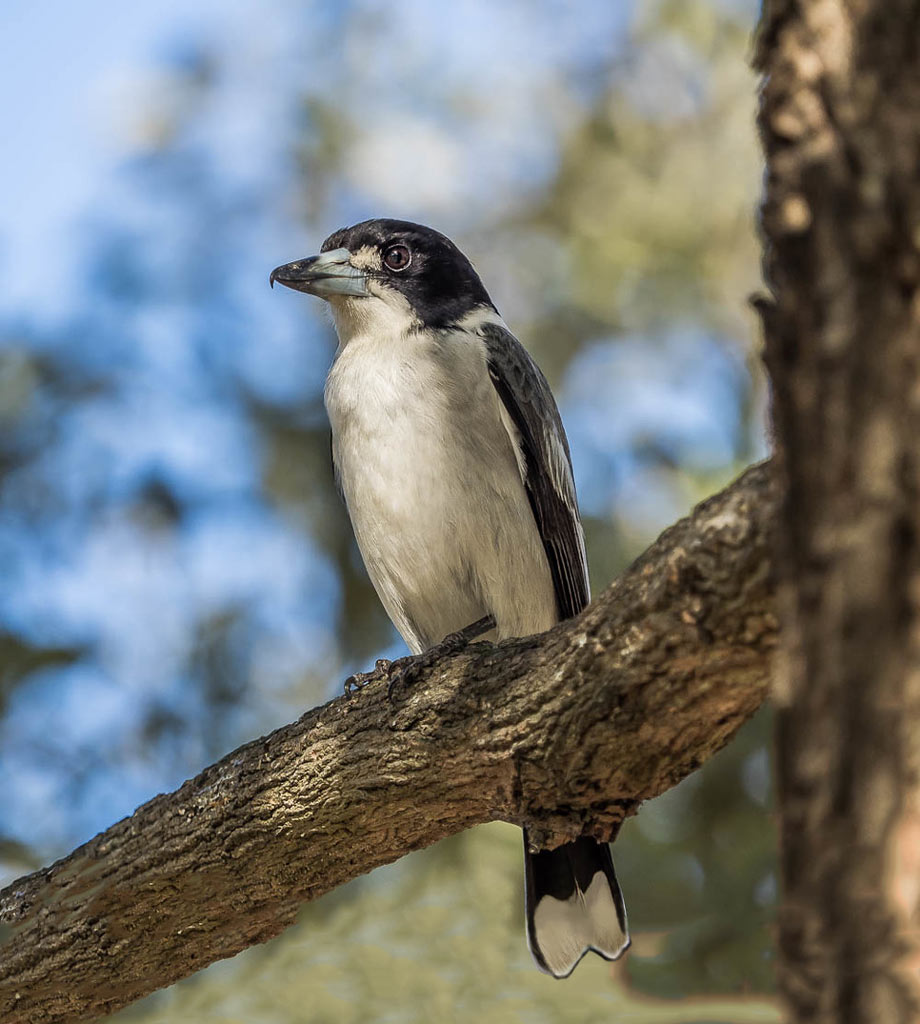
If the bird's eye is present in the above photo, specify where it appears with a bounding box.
[383,244,411,272]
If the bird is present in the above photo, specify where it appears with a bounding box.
[270,218,629,979]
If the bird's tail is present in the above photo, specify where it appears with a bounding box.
[523,831,630,978]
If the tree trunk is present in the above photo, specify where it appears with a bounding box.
[756,1,920,1020]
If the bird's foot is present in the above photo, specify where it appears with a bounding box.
[345,655,417,697]
[386,659,416,702]
[439,614,496,653]
[344,658,392,695]
[387,614,496,702]
[345,616,496,700]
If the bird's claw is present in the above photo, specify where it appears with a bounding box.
[386,664,409,702]
[344,658,392,695]
[344,615,496,700]
[387,615,495,702]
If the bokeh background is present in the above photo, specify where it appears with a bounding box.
[1,1,776,1020]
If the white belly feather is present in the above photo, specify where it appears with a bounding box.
[324,319,557,654]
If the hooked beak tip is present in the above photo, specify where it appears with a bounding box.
[269,249,368,299]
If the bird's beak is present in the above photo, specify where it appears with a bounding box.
[269,248,369,298]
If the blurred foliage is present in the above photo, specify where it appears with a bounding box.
[1,0,775,1020]
[122,819,779,1024]
[0,629,85,716]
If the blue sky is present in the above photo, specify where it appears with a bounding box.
[4,1,222,312]
[1,0,639,316]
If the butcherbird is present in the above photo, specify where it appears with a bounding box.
[271,219,629,978]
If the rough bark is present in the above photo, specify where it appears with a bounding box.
[0,460,777,1024]
[756,2,920,1021]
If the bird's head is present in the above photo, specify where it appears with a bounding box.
[270,219,497,336]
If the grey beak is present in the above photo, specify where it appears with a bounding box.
[270,248,369,299]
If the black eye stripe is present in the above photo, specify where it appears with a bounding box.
[318,219,494,328]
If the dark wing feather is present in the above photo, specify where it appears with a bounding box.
[330,431,342,497]
[481,323,589,620]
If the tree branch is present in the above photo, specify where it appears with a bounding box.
[0,460,777,1024]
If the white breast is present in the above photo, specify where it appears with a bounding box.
[324,307,557,654]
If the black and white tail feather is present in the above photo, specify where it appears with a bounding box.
[524,833,629,978]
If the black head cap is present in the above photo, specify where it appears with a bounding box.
[321,219,497,329]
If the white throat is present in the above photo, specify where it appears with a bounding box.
[328,286,420,350]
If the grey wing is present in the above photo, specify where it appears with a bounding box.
[481,323,590,620]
